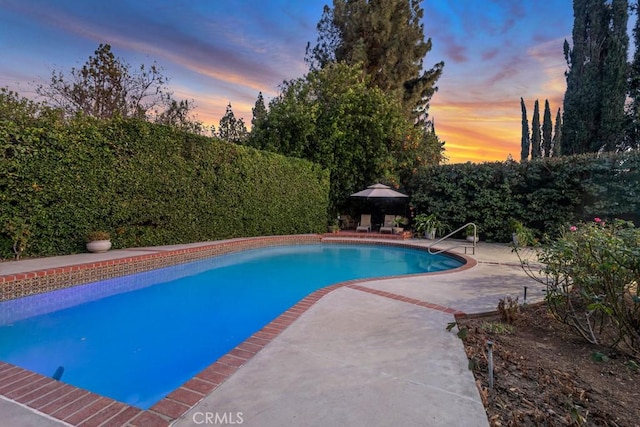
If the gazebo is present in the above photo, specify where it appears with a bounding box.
[349,183,409,231]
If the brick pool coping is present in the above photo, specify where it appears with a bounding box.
[0,235,476,426]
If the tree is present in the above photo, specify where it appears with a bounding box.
[306,0,444,120]
[154,98,203,134]
[393,120,446,187]
[542,100,553,157]
[35,44,172,120]
[247,92,268,148]
[552,108,562,156]
[599,0,629,152]
[520,98,530,162]
[217,103,248,144]
[531,100,541,159]
[626,0,640,150]
[251,62,443,215]
[251,92,267,130]
[562,0,606,155]
[562,0,629,154]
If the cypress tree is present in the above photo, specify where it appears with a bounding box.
[520,97,530,162]
[627,0,640,150]
[599,0,629,152]
[562,0,629,154]
[531,100,542,159]
[542,100,553,157]
[552,108,562,156]
[562,0,606,155]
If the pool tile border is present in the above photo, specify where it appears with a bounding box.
[0,235,322,302]
[0,236,476,426]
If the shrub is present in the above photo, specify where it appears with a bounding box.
[407,152,640,242]
[509,219,536,247]
[518,218,640,357]
[1,217,31,260]
[408,160,523,242]
[0,98,330,258]
[86,231,111,242]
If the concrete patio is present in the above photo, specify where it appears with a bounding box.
[0,238,544,426]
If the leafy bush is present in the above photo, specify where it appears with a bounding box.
[407,152,640,241]
[518,218,640,357]
[86,231,111,242]
[408,160,525,241]
[412,213,447,237]
[509,219,536,247]
[0,92,329,258]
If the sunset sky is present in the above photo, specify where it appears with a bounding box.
[0,0,573,164]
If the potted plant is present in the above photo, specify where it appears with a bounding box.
[412,213,430,238]
[465,224,479,243]
[327,219,340,234]
[86,230,112,253]
[413,213,446,239]
[392,216,408,234]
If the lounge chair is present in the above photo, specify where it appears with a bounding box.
[379,215,396,234]
[356,214,372,232]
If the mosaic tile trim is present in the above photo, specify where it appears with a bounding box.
[0,235,321,302]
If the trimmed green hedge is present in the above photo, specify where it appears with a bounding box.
[407,151,640,242]
[1,112,329,258]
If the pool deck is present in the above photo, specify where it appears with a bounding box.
[0,238,544,427]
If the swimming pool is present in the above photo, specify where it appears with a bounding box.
[0,243,463,409]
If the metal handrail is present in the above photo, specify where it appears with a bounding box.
[427,222,477,255]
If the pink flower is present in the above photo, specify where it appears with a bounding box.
[570,226,578,232]
[594,217,602,223]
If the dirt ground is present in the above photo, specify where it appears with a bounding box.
[458,303,640,427]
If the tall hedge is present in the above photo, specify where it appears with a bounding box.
[1,111,329,258]
[407,151,640,242]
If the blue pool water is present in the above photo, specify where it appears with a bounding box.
[0,244,462,409]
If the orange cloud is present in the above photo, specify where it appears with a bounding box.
[434,112,521,164]
[433,35,568,164]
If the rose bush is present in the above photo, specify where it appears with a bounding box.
[519,218,640,356]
